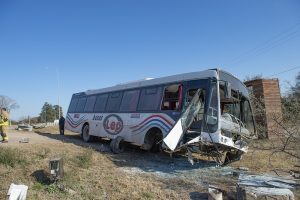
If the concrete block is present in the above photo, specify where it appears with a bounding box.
[237,186,294,200]
[208,186,223,200]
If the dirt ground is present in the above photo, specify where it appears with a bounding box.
[0,126,299,199]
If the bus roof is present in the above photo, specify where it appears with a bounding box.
[219,70,249,97]
[79,69,248,97]
[85,69,218,95]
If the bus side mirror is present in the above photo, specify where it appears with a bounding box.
[225,82,231,99]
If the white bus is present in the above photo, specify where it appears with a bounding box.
[66,69,256,165]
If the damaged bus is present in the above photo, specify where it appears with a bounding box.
[66,69,256,165]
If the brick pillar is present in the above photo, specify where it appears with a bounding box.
[244,79,282,139]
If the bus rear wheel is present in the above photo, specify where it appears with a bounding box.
[82,124,94,142]
[110,136,125,154]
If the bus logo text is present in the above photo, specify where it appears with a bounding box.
[103,114,123,135]
[93,115,103,121]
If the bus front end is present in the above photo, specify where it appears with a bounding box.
[163,70,257,165]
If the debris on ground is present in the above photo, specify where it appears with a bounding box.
[7,183,28,200]
[290,170,300,179]
[237,167,249,171]
[19,138,29,143]
[208,185,223,200]
[237,174,298,200]
[238,174,298,189]
[237,186,295,200]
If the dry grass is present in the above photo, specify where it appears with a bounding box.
[230,139,299,173]
[73,148,93,169]
[0,147,27,168]
[0,137,201,199]
[1,127,299,199]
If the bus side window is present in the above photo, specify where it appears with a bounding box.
[161,84,183,111]
[106,92,123,112]
[120,90,140,112]
[94,94,109,112]
[68,97,79,113]
[75,97,87,113]
[84,96,97,113]
[137,87,162,111]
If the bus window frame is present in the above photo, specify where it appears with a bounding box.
[105,91,124,112]
[84,95,97,113]
[137,86,163,112]
[120,89,141,112]
[93,93,109,113]
[75,97,88,113]
[68,97,79,113]
[161,83,183,111]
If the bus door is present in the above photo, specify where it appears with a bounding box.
[163,88,203,151]
[161,83,184,121]
[163,80,207,151]
[185,81,206,132]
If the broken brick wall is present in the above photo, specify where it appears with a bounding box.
[244,79,283,139]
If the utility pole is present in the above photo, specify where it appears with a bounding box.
[56,68,60,119]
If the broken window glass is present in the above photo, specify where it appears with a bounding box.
[161,84,183,111]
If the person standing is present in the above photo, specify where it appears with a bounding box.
[0,107,9,143]
[59,116,65,135]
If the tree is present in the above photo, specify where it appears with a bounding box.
[244,74,263,82]
[282,71,300,122]
[248,93,267,138]
[39,103,63,122]
[291,71,300,99]
[53,105,63,119]
[39,102,56,122]
[0,95,19,112]
[247,72,300,171]
[267,73,300,166]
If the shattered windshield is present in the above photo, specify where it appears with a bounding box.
[220,83,256,138]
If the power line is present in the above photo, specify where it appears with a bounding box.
[229,22,300,66]
[267,66,300,78]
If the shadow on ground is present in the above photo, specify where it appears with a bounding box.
[31,170,52,185]
[34,131,217,174]
[189,192,208,200]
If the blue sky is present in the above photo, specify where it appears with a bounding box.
[1,0,300,120]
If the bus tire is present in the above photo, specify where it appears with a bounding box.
[82,124,94,142]
[151,132,163,153]
[143,128,163,152]
[110,136,124,154]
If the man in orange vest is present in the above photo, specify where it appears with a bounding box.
[0,107,9,143]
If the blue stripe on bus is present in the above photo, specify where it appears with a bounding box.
[132,123,170,135]
[66,114,86,126]
[131,119,171,133]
